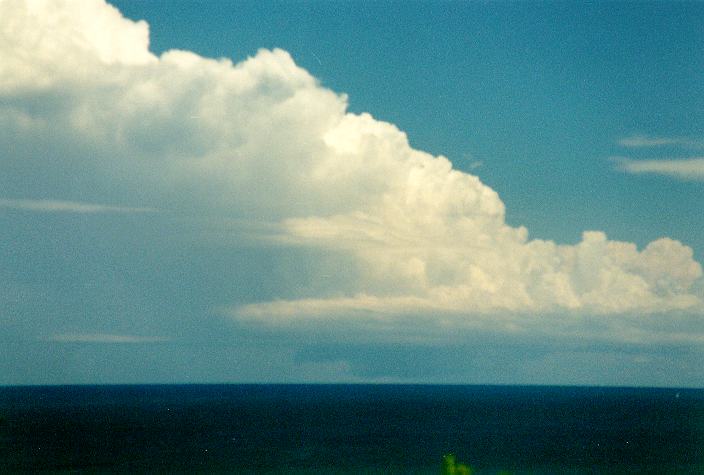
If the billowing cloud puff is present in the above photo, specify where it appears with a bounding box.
[1,0,702,333]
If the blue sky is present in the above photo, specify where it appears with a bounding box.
[1,0,703,386]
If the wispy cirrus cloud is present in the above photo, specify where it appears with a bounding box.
[0,199,158,214]
[613,157,704,181]
[45,333,170,343]
[618,135,704,149]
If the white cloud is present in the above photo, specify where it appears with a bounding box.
[1,0,703,341]
[614,157,704,181]
[238,230,702,317]
[618,135,703,149]
[45,333,169,343]
[0,198,158,213]
[0,0,155,91]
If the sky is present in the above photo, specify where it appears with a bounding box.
[1,0,703,386]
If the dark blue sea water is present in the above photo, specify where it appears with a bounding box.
[0,384,702,474]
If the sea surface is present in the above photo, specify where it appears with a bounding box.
[0,384,702,474]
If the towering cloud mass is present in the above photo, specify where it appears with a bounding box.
[1,0,702,331]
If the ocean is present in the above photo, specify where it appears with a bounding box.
[0,384,702,474]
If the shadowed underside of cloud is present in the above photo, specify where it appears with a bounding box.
[1,0,703,342]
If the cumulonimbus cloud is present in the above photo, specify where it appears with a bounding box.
[1,0,702,332]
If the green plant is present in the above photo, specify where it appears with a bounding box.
[441,454,473,475]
